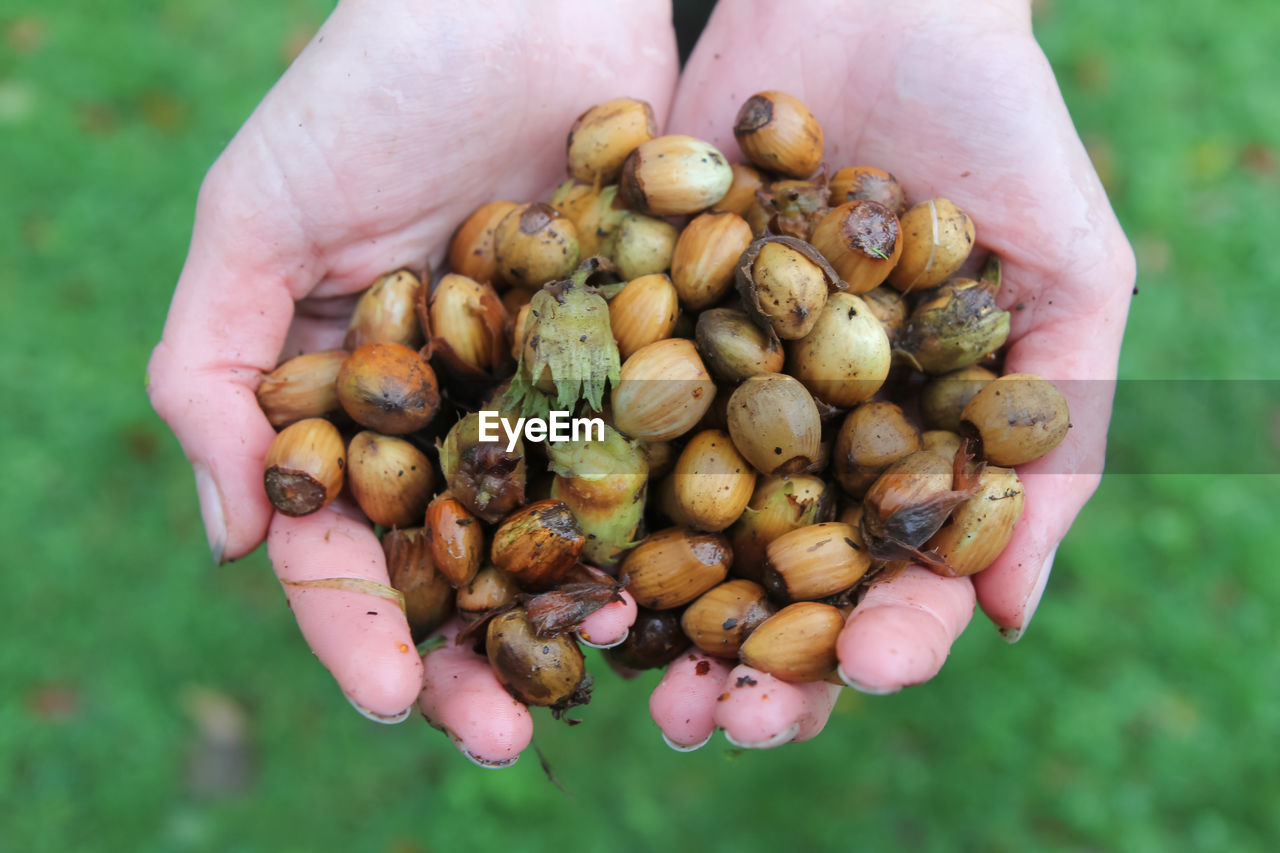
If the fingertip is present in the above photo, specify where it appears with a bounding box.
[419,637,533,767]
[837,603,952,693]
[148,340,279,562]
[577,590,637,648]
[649,653,731,749]
[347,694,414,725]
[713,665,827,749]
[661,731,713,753]
[267,510,423,719]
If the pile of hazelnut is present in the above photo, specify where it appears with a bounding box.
[257,91,1070,717]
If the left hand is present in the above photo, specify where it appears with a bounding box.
[649,0,1136,749]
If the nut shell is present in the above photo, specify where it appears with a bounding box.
[486,608,587,707]
[336,342,440,435]
[711,163,766,218]
[832,401,920,497]
[423,493,483,588]
[726,373,821,477]
[786,292,891,408]
[681,579,775,658]
[605,607,690,670]
[622,528,732,609]
[671,211,754,310]
[428,273,511,378]
[619,135,733,216]
[670,429,757,532]
[263,418,346,517]
[566,97,657,184]
[921,365,998,433]
[728,475,834,583]
[888,198,975,292]
[904,279,1010,375]
[694,308,785,383]
[344,269,424,351]
[612,338,716,442]
[739,602,845,682]
[924,465,1024,577]
[762,522,870,602]
[611,213,678,280]
[960,373,1070,466]
[490,499,585,591]
[346,431,434,528]
[828,166,906,216]
[449,201,520,284]
[383,527,454,641]
[456,565,519,622]
[809,201,902,294]
[257,350,348,429]
[608,273,680,359]
[733,90,824,179]
[494,202,581,289]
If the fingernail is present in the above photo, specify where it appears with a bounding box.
[661,731,712,753]
[723,722,800,750]
[1000,546,1057,644]
[837,665,902,695]
[346,694,412,725]
[578,627,627,650]
[193,464,227,565]
[449,734,520,768]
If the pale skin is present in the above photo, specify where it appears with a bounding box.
[148,0,1135,762]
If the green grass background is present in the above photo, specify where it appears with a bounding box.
[3,1,1278,850]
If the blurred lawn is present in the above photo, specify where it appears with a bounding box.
[3,1,1279,851]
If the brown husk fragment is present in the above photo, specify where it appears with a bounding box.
[860,443,985,572]
[522,567,625,636]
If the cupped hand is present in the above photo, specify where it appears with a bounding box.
[147,0,677,763]
[650,0,1136,749]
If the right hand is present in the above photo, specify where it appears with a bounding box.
[147,0,678,765]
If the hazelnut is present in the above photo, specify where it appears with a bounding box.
[726,373,821,476]
[493,202,581,289]
[345,431,434,528]
[449,200,520,284]
[888,198,975,292]
[786,292,891,408]
[670,429,757,533]
[622,527,732,609]
[960,373,1071,466]
[257,349,347,429]
[262,418,346,517]
[336,341,440,435]
[619,135,734,216]
[383,527,454,642]
[739,602,845,683]
[681,579,775,658]
[733,90,824,179]
[670,210,754,310]
[608,273,679,359]
[566,97,657,185]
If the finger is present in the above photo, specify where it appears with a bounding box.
[713,665,841,749]
[419,621,533,769]
[649,652,734,751]
[266,505,423,721]
[576,590,638,649]
[837,567,975,694]
[972,319,1121,639]
[147,160,320,563]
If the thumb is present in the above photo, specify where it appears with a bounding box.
[147,164,319,562]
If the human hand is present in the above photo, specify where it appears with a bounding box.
[649,0,1136,749]
[147,0,676,764]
